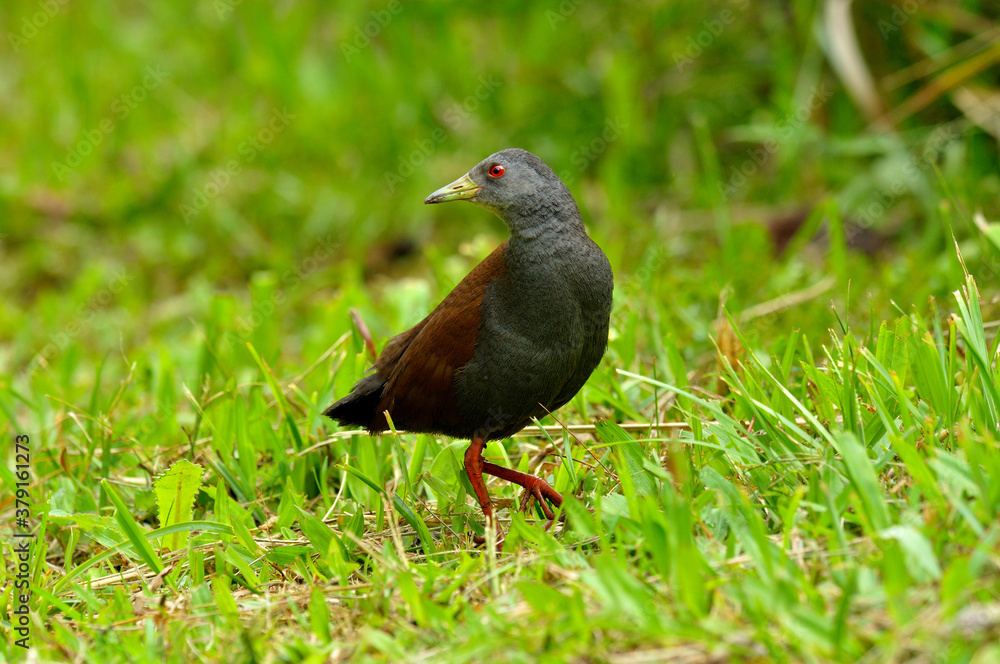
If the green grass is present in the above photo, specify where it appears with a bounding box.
[2,1,1000,662]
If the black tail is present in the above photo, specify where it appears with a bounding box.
[323,373,386,431]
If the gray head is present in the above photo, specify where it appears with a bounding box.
[425,148,582,235]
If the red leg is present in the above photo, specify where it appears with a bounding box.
[464,438,502,548]
[482,462,563,520]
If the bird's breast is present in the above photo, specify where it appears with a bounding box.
[452,239,612,437]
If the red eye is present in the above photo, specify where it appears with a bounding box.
[488,164,505,178]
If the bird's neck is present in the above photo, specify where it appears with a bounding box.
[503,202,586,244]
[502,214,590,273]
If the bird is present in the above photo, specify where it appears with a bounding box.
[324,148,614,547]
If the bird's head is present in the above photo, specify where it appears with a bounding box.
[424,149,578,231]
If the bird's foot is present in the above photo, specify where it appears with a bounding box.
[482,461,563,522]
[517,475,563,521]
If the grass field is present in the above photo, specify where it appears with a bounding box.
[2,1,1000,662]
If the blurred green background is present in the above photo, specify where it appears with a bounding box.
[2,0,999,404]
[3,1,1000,661]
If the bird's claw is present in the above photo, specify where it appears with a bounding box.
[518,477,562,521]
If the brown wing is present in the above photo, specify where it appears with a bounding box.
[370,240,507,435]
